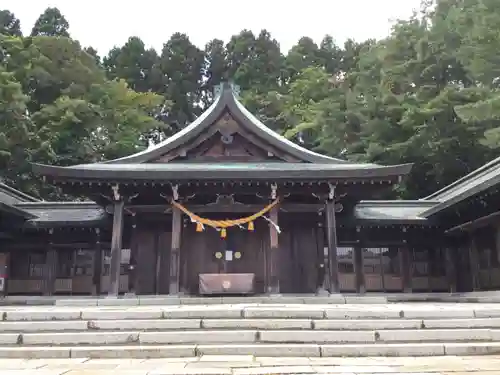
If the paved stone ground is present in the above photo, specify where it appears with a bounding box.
[2,355,500,375]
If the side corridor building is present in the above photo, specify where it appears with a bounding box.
[0,83,498,297]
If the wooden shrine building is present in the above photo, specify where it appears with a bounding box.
[1,82,500,296]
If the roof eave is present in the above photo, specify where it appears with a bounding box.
[31,162,413,181]
[355,218,431,225]
[0,202,37,219]
[0,183,40,202]
[421,173,500,217]
[423,156,500,201]
[24,218,108,229]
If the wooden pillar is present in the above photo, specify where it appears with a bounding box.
[169,205,182,295]
[354,227,365,294]
[127,222,137,294]
[0,252,9,297]
[399,244,412,293]
[325,199,339,293]
[267,204,280,294]
[316,216,328,295]
[154,232,161,294]
[495,224,500,266]
[108,200,125,296]
[445,247,457,293]
[469,235,480,291]
[44,229,57,296]
[92,228,102,296]
[354,245,365,294]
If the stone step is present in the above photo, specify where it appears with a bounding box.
[1,342,500,359]
[4,304,500,321]
[54,296,379,307]
[5,317,500,332]
[5,292,500,307]
[3,302,500,359]
[2,328,500,346]
[49,293,500,307]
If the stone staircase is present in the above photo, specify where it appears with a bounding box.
[1,295,500,358]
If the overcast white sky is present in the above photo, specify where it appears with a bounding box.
[4,0,422,55]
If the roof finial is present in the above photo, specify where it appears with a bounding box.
[214,83,223,98]
[213,81,240,99]
[230,82,240,98]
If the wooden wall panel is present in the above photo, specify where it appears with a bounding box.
[157,231,172,294]
[181,226,222,294]
[130,215,322,295]
[296,225,320,293]
[279,221,320,293]
[278,228,293,293]
[133,228,172,295]
[229,223,268,293]
[133,228,156,294]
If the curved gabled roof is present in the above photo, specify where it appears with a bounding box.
[105,82,351,164]
[32,82,413,182]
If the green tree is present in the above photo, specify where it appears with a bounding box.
[158,33,204,131]
[32,79,164,166]
[0,10,21,36]
[285,37,321,82]
[31,7,69,37]
[3,36,105,112]
[0,33,166,198]
[201,38,227,106]
[103,36,163,93]
[0,67,49,195]
[225,29,283,92]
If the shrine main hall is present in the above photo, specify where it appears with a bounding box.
[0,83,498,297]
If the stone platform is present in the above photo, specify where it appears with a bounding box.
[1,299,500,358]
[2,355,500,374]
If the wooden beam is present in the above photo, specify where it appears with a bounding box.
[325,200,340,293]
[169,206,182,294]
[118,203,325,214]
[108,200,124,296]
[6,242,112,250]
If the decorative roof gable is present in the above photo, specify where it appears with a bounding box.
[105,82,349,164]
